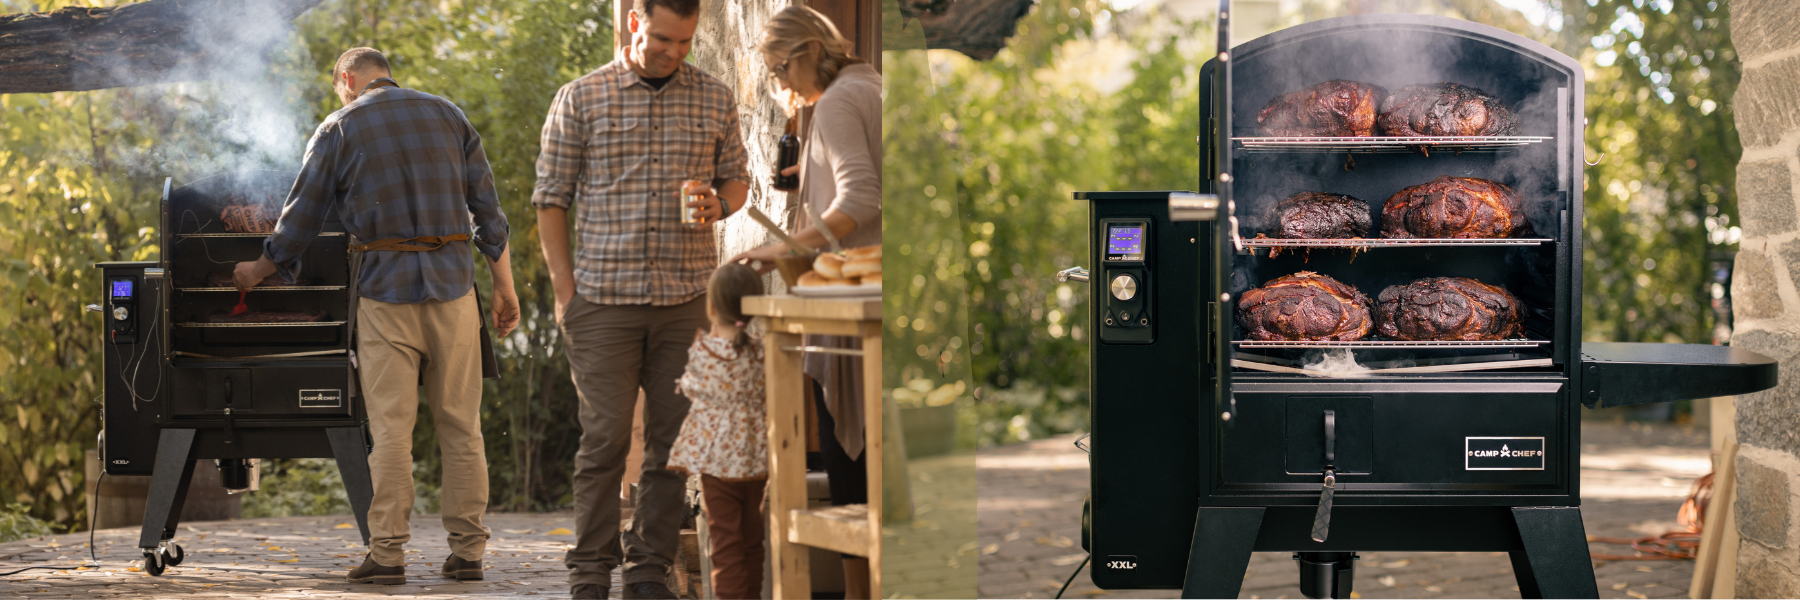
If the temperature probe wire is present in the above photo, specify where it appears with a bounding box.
[0,472,103,577]
[1054,554,1090,599]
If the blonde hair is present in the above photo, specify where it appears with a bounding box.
[758,6,864,91]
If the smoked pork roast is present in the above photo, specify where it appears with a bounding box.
[1237,271,1373,341]
[1380,176,1533,239]
[1376,82,1519,137]
[1256,80,1388,137]
[1375,277,1524,341]
[1274,192,1371,239]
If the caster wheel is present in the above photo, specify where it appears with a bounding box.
[142,549,165,576]
[163,544,185,566]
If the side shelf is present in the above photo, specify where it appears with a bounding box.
[1579,342,1777,408]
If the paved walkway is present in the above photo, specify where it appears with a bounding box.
[884,452,978,599]
[977,420,1713,599]
[0,512,610,598]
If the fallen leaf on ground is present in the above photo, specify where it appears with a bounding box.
[336,554,351,558]
[1377,576,1396,587]
[1613,583,1628,591]
[957,541,979,556]
[1627,592,1647,600]
[1036,536,1075,548]
[126,567,141,572]
[267,558,299,563]
[1380,560,1409,568]
[1003,531,1021,542]
[1349,593,1361,599]
[546,528,574,535]
[1051,554,1087,566]
[1635,566,1653,572]
[503,529,535,534]
[1426,586,1443,593]
[334,523,355,529]
[981,543,999,555]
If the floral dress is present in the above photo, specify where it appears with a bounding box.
[668,334,769,481]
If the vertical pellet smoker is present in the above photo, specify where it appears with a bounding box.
[93,171,373,575]
[1062,8,1778,599]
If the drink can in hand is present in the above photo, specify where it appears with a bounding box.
[680,179,706,227]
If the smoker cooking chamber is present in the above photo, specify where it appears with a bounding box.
[1072,12,1776,596]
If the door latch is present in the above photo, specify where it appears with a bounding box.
[1311,410,1336,543]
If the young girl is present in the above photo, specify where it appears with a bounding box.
[667,263,768,600]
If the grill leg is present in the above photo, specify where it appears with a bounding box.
[137,429,198,550]
[326,426,375,546]
[1510,506,1599,599]
[1180,507,1264,599]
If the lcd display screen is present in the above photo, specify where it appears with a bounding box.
[111,279,133,298]
[1106,226,1144,259]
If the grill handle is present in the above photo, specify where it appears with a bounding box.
[1054,267,1089,283]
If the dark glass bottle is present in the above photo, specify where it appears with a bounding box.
[774,117,800,192]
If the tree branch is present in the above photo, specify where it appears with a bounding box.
[0,0,323,94]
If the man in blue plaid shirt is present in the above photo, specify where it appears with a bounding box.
[233,47,519,586]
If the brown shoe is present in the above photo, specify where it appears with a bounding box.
[440,554,483,580]
[572,582,610,599]
[346,554,405,585]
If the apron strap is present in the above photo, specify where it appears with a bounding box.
[350,233,470,252]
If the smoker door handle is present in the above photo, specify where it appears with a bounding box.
[1579,342,1778,408]
[1322,410,1335,467]
[1055,267,1089,283]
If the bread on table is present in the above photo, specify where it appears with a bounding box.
[845,245,881,260]
[842,257,880,279]
[813,253,846,279]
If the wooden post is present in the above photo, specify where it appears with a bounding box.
[860,321,884,600]
[765,330,811,599]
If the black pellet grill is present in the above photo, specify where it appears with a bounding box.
[1065,9,1779,599]
[93,170,373,575]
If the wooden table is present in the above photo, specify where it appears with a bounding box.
[742,295,882,600]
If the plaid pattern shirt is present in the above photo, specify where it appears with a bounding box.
[532,60,751,306]
[265,79,509,305]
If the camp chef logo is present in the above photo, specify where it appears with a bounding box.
[1104,556,1138,570]
[299,389,343,409]
[1465,437,1546,471]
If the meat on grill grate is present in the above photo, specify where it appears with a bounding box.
[1376,277,1523,341]
[205,272,318,288]
[203,309,329,324]
[1380,176,1533,239]
[1238,271,1373,341]
[219,195,279,234]
[1275,192,1371,239]
[1376,82,1519,137]
[1256,80,1388,137]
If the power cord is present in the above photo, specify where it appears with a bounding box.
[0,472,103,577]
[1054,554,1090,599]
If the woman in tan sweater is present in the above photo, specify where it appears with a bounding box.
[729,6,881,599]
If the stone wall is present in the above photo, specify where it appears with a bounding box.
[692,0,802,288]
[1730,1,1800,596]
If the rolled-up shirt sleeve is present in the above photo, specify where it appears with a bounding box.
[263,123,343,283]
[813,95,881,229]
[461,118,509,261]
[712,104,752,192]
[532,82,586,210]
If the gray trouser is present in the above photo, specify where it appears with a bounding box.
[561,295,707,586]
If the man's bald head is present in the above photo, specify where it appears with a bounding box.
[332,48,391,105]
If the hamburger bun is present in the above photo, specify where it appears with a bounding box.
[798,271,850,287]
[860,272,882,286]
[814,253,845,279]
[846,245,882,260]
[842,257,880,279]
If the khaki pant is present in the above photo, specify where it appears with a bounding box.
[561,296,708,586]
[357,293,489,567]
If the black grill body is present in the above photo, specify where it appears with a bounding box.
[1073,11,1776,599]
[95,171,373,571]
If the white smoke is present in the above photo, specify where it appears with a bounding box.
[1300,348,1371,378]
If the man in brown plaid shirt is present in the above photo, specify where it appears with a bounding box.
[532,0,750,597]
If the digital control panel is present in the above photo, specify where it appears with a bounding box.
[1098,219,1152,344]
[108,275,139,343]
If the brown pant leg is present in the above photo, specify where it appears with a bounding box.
[623,297,708,584]
[702,476,767,600]
[417,293,489,561]
[356,299,425,567]
[562,296,644,586]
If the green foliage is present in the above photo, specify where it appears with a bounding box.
[885,1,1210,447]
[1560,0,1740,344]
[0,0,614,529]
[0,502,57,542]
